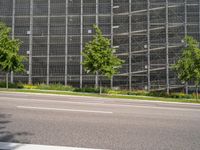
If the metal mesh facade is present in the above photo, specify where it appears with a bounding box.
[0,0,200,91]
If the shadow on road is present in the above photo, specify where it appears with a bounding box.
[0,113,33,149]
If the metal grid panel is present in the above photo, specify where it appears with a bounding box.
[0,0,199,92]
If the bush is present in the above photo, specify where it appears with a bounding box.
[74,87,110,93]
[23,84,37,89]
[74,87,99,93]
[0,81,195,100]
[34,84,74,91]
[107,89,128,95]
[169,93,193,99]
[147,91,166,97]
[128,90,149,96]
[0,82,24,88]
[23,84,74,91]
[147,91,193,99]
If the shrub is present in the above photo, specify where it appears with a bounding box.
[0,82,6,88]
[0,82,24,88]
[73,87,113,94]
[0,81,195,100]
[107,89,128,95]
[169,93,190,99]
[107,90,121,95]
[192,93,198,99]
[74,87,109,93]
[24,84,74,91]
[128,90,149,96]
[74,87,99,93]
[148,91,193,99]
[148,91,168,97]
[23,84,37,89]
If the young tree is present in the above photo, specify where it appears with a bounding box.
[82,25,124,94]
[173,36,200,100]
[0,22,25,89]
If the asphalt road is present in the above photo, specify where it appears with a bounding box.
[0,92,200,150]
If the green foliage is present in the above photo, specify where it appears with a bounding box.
[24,84,74,91]
[148,91,193,99]
[74,87,100,93]
[107,89,128,95]
[82,25,124,78]
[148,91,168,97]
[23,84,37,89]
[0,82,23,88]
[169,93,192,99]
[74,87,110,93]
[128,90,149,96]
[0,81,197,100]
[173,36,200,86]
[106,89,193,99]
[0,22,25,73]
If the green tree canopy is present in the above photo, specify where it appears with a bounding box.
[82,25,124,79]
[0,22,25,88]
[173,36,200,98]
[0,22,25,73]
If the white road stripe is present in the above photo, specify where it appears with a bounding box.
[0,142,107,150]
[17,106,113,114]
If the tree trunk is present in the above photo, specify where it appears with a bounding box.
[95,72,98,89]
[196,85,199,101]
[185,82,188,95]
[99,76,102,95]
[6,72,9,89]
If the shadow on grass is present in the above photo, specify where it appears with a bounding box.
[0,113,33,149]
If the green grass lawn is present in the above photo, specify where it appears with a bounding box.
[0,88,199,104]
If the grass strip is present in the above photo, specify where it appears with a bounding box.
[0,88,199,104]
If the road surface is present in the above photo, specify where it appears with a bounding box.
[0,92,200,150]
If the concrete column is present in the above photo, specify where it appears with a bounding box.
[65,0,68,85]
[110,0,114,89]
[147,0,151,91]
[46,0,50,85]
[28,0,33,84]
[95,0,99,88]
[166,0,169,94]
[11,0,16,83]
[184,0,188,94]
[128,0,132,91]
[80,0,83,88]
[199,0,200,42]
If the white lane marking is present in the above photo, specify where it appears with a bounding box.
[17,106,113,114]
[0,142,107,150]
